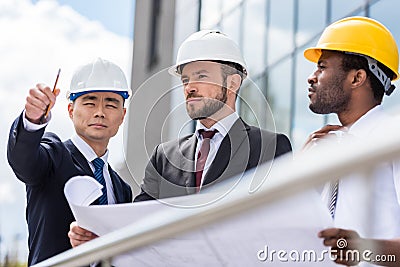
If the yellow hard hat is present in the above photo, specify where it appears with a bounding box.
[304,16,399,81]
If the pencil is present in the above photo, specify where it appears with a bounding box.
[44,68,61,118]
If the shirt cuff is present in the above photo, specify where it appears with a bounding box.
[22,110,51,132]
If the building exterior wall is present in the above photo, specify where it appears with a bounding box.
[126,0,400,194]
[124,0,177,194]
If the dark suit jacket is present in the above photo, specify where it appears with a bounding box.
[7,114,132,266]
[134,118,292,201]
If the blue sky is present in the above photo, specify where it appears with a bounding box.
[32,0,135,38]
[0,0,135,262]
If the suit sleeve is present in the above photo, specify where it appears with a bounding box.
[7,113,62,186]
[274,133,292,158]
[257,131,292,165]
[134,145,162,202]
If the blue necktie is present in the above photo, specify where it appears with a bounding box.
[92,158,108,205]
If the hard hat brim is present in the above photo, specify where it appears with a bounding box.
[168,59,248,79]
[303,47,323,63]
[67,88,131,101]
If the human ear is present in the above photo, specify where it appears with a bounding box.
[68,102,74,119]
[351,69,367,88]
[226,74,241,94]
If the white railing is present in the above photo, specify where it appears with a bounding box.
[33,118,400,267]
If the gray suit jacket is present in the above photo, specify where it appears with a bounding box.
[134,118,291,201]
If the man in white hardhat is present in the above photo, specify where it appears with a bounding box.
[7,58,132,265]
[133,30,292,201]
[68,30,292,249]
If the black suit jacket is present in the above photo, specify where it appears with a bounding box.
[134,118,292,201]
[7,114,132,266]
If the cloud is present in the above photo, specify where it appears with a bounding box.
[0,183,17,203]
[0,0,132,260]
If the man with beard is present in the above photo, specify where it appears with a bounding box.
[69,30,292,247]
[303,17,400,266]
[133,30,292,201]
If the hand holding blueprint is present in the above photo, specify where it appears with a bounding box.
[64,174,336,266]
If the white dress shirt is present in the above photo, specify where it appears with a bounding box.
[71,135,116,204]
[321,106,400,239]
[194,112,239,189]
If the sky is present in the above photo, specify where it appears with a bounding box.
[0,0,134,262]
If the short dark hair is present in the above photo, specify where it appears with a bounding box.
[214,61,244,101]
[212,60,245,83]
[340,52,395,103]
[178,60,245,85]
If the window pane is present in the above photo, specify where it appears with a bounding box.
[331,0,365,22]
[266,58,292,134]
[220,7,241,45]
[267,0,294,65]
[239,76,274,131]
[243,0,266,76]
[370,0,400,111]
[297,0,326,47]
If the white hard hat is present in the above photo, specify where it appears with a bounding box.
[169,30,248,79]
[67,58,131,101]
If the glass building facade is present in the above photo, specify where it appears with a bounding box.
[172,0,400,150]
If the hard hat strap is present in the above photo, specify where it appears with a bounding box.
[364,56,395,95]
[345,52,395,96]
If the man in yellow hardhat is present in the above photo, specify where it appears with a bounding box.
[303,17,400,266]
[7,58,132,265]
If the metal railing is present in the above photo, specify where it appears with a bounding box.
[33,118,400,267]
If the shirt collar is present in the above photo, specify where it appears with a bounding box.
[195,112,239,139]
[347,105,386,137]
[71,134,109,164]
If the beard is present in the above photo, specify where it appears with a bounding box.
[309,71,351,114]
[186,87,228,120]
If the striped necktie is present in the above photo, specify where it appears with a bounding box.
[92,158,108,205]
[328,180,339,218]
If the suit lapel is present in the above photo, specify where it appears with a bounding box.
[179,134,197,194]
[203,118,250,185]
[108,166,125,203]
[66,140,129,203]
[64,140,93,176]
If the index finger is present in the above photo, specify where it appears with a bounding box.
[318,227,341,238]
[71,224,90,235]
[319,228,359,239]
[314,124,344,134]
[37,83,57,102]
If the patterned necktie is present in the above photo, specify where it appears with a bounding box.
[328,130,348,218]
[92,158,108,205]
[195,129,218,192]
[329,180,339,218]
